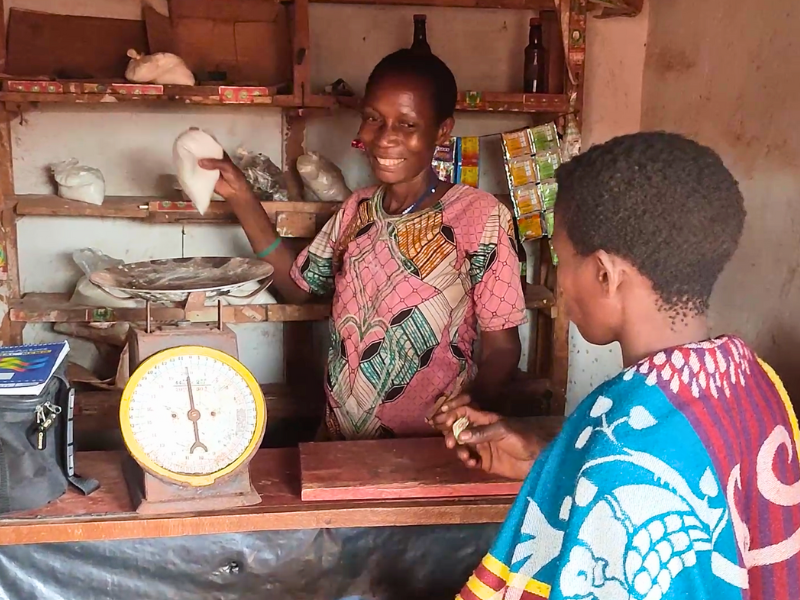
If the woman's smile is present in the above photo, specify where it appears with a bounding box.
[374,157,406,167]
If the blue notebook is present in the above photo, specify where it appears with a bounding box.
[0,341,70,396]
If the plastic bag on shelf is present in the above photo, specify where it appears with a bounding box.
[233,148,289,202]
[70,249,141,308]
[125,49,195,86]
[173,128,224,215]
[51,159,105,206]
[297,152,351,202]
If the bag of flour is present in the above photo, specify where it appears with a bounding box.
[173,128,224,215]
[125,49,195,86]
[51,159,105,206]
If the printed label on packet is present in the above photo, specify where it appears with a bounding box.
[501,130,534,159]
[544,209,555,237]
[433,160,454,183]
[529,122,560,154]
[508,157,538,187]
[538,181,558,210]
[534,151,562,181]
[518,212,544,241]
[512,184,543,216]
[459,136,480,166]
[459,166,479,188]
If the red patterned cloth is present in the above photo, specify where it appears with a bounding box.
[291,185,526,439]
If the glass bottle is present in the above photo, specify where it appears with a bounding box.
[410,14,432,54]
[523,18,547,94]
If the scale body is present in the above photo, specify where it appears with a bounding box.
[120,303,266,514]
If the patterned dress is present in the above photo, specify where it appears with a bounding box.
[459,336,800,600]
[291,185,527,440]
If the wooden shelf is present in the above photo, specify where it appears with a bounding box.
[13,195,340,238]
[0,449,513,546]
[525,284,556,312]
[0,81,297,108]
[9,293,332,324]
[310,0,554,9]
[306,92,570,114]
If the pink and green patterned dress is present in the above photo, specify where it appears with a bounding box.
[290,184,527,440]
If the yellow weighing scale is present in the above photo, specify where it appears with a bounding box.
[90,257,274,514]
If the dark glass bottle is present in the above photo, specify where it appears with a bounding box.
[410,14,432,54]
[523,18,547,94]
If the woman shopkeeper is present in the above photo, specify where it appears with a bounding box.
[201,50,527,440]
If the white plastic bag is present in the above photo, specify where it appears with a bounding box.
[296,152,351,202]
[52,159,105,205]
[125,49,195,86]
[173,128,224,215]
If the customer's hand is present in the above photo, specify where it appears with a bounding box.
[198,155,256,205]
[433,406,561,481]
[427,392,475,433]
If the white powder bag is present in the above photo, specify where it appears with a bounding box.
[125,49,195,86]
[51,159,105,205]
[173,128,224,215]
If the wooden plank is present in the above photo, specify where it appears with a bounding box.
[13,195,339,237]
[9,293,331,324]
[0,449,512,545]
[456,91,569,113]
[15,195,149,219]
[524,284,555,311]
[541,9,566,95]
[300,438,521,501]
[292,0,311,105]
[310,0,554,9]
[307,92,569,115]
[0,81,296,107]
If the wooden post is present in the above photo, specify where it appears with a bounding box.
[0,0,22,346]
[292,0,311,105]
[547,0,588,412]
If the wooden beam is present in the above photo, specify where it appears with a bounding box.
[9,293,332,324]
[310,0,555,9]
[13,195,340,237]
[0,449,513,546]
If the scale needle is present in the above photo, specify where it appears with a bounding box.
[186,369,208,454]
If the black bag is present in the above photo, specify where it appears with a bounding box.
[0,365,99,514]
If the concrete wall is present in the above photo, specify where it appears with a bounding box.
[3,0,654,408]
[641,0,800,399]
[564,7,649,411]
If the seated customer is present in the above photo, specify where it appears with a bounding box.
[436,132,800,599]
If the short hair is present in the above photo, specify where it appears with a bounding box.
[555,131,746,316]
[365,49,457,125]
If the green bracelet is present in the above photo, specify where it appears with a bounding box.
[256,238,282,259]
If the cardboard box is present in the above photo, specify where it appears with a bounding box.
[164,0,292,86]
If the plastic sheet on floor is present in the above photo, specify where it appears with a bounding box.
[0,524,499,600]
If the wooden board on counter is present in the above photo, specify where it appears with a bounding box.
[300,438,521,501]
[0,449,514,546]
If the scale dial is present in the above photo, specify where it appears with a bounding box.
[120,346,266,487]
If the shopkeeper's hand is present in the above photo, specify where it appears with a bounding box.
[433,406,562,481]
[198,155,256,205]
[427,392,474,432]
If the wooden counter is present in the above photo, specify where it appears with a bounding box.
[0,448,514,547]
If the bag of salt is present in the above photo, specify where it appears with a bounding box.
[173,128,224,215]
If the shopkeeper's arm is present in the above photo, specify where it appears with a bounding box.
[200,156,311,305]
[469,328,522,409]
